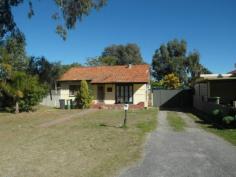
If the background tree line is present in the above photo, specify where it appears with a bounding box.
[0,34,211,112]
[0,31,82,113]
[86,39,211,89]
[151,39,211,89]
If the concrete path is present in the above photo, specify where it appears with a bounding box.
[119,111,236,177]
[39,109,97,128]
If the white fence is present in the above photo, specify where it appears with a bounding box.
[40,90,60,108]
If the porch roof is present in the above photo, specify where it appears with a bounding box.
[58,64,149,83]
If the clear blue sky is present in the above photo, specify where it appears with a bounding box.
[12,0,236,73]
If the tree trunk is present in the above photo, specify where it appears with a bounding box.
[15,101,19,114]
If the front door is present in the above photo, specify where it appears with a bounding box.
[97,85,105,102]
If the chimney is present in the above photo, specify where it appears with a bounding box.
[128,64,132,69]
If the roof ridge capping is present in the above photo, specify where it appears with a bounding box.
[70,63,149,69]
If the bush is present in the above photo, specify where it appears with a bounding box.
[229,108,236,117]
[20,84,47,112]
[17,76,48,112]
[211,109,223,123]
[212,109,221,116]
[222,116,235,125]
[0,73,47,112]
[75,80,92,109]
[162,73,181,89]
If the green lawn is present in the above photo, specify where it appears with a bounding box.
[188,113,236,146]
[167,111,186,131]
[0,107,157,177]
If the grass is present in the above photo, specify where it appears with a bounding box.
[167,111,186,131]
[187,112,236,146]
[0,107,157,177]
[136,114,157,133]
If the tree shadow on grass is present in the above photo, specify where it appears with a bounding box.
[99,123,126,129]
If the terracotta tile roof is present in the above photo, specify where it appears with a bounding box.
[58,64,150,83]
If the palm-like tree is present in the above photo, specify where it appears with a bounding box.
[0,72,26,113]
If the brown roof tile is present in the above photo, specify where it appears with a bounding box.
[58,64,150,83]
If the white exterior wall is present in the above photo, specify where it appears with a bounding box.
[133,83,149,107]
[59,82,148,107]
[92,84,115,104]
[59,81,78,101]
[104,84,116,104]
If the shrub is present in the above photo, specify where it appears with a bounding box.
[0,72,47,112]
[19,77,48,112]
[162,73,181,89]
[229,108,236,117]
[212,109,223,122]
[212,109,221,116]
[222,116,235,125]
[75,80,92,109]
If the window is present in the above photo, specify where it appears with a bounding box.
[107,87,112,92]
[69,85,80,96]
[115,84,133,104]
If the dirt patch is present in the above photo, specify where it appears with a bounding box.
[39,109,97,128]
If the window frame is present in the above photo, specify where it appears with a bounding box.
[115,84,133,104]
[69,85,80,97]
[107,87,113,92]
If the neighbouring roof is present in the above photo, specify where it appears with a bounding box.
[58,64,150,83]
[195,74,236,83]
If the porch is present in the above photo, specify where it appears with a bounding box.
[92,83,148,107]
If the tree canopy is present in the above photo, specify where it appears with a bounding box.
[102,44,144,65]
[86,56,117,66]
[28,57,82,90]
[0,33,67,112]
[0,0,107,40]
[86,43,144,66]
[152,39,211,85]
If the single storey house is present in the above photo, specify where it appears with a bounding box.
[57,64,150,108]
[193,74,236,113]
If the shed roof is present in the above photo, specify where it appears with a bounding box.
[195,74,236,83]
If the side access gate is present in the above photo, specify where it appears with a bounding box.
[153,89,192,108]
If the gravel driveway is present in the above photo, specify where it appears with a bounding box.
[119,111,236,177]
